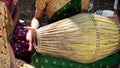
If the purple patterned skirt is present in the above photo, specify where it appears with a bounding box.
[10,22,34,63]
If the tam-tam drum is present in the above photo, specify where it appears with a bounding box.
[35,13,120,63]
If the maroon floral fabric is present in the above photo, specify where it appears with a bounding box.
[10,22,34,63]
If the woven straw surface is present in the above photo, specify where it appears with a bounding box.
[35,13,120,63]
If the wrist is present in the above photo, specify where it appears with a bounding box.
[31,27,38,29]
[26,27,36,32]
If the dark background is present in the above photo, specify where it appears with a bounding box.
[19,0,36,24]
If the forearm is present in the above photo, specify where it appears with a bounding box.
[31,9,44,29]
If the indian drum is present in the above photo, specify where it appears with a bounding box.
[35,13,120,63]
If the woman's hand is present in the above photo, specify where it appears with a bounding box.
[24,8,44,51]
[24,26,34,51]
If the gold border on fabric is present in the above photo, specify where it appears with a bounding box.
[46,0,70,19]
[81,0,89,12]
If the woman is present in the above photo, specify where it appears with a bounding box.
[25,0,120,68]
[2,0,20,42]
[0,1,35,67]
[3,0,34,63]
[0,1,16,68]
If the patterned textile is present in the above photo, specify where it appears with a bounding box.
[10,22,35,63]
[32,52,120,68]
[49,0,82,23]
[0,1,14,68]
[4,0,35,63]
[35,0,89,19]
[0,1,35,67]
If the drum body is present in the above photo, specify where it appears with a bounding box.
[36,13,120,63]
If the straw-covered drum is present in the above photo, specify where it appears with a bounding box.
[35,13,120,63]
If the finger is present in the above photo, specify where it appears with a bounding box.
[24,26,35,30]
[24,26,31,30]
[28,40,33,51]
[26,31,32,41]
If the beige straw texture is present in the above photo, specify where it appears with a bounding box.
[36,13,120,63]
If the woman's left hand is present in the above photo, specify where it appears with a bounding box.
[24,26,35,51]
